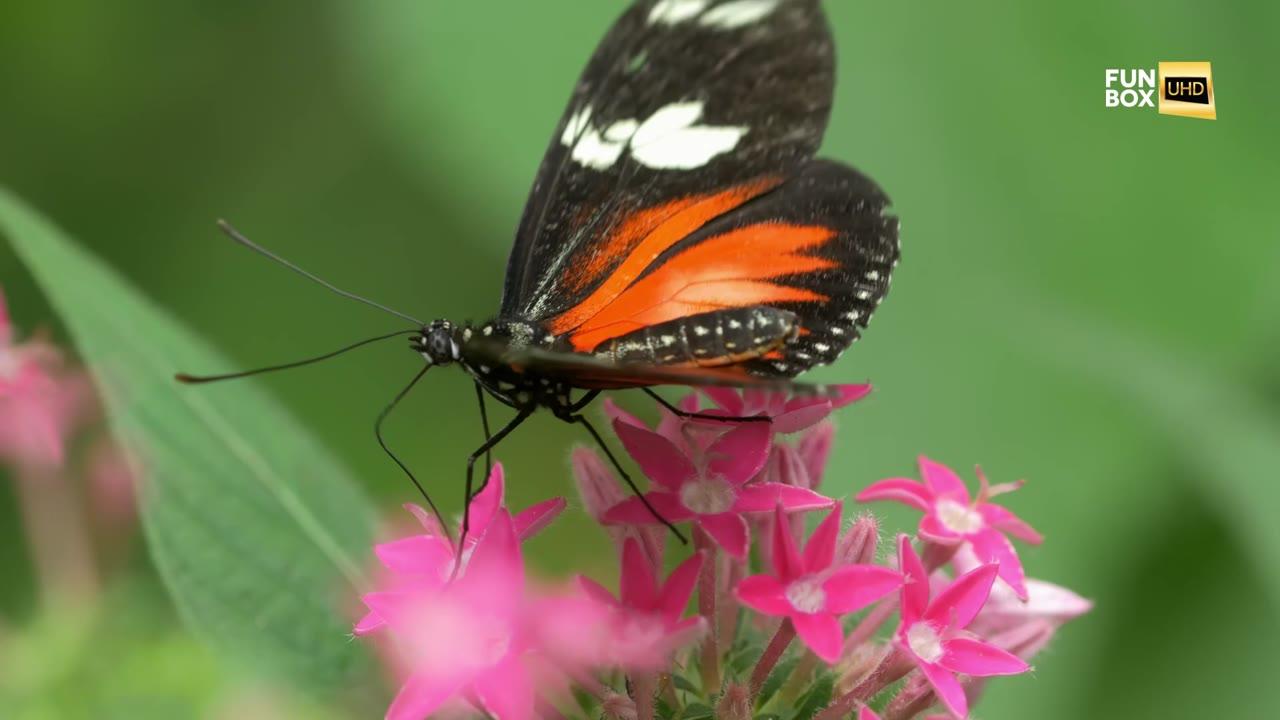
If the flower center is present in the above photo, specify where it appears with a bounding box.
[906,621,944,663]
[935,498,984,534]
[785,577,826,614]
[679,476,736,515]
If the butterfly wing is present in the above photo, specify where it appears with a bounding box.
[501,0,836,322]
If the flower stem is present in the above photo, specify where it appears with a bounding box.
[814,648,912,720]
[634,672,657,720]
[717,554,743,656]
[750,618,795,694]
[843,598,897,653]
[695,525,721,695]
[15,466,98,605]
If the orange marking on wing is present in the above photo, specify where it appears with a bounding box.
[566,223,838,351]
[548,178,781,335]
[560,198,698,294]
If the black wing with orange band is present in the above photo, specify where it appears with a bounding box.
[500,0,898,380]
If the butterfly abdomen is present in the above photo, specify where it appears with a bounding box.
[592,306,798,368]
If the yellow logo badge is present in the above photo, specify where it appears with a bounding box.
[1158,62,1215,120]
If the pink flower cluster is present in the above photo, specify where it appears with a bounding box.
[355,386,1090,720]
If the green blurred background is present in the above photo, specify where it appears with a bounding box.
[2,1,1278,717]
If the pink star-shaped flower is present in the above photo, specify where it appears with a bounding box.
[0,289,89,469]
[577,537,707,670]
[700,384,872,434]
[735,503,901,662]
[895,536,1030,719]
[359,509,610,720]
[857,456,1042,599]
[602,416,832,558]
[355,462,564,635]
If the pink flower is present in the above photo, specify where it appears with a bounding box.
[361,510,553,720]
[858,456,1042,599]
[950,545,1092,659]
[700,385,872,434]
[603,416,832,558]
[0,289,89,469]
[355,463,564,635]
[895,536,1029,719]
[577,537,707,669]
[736,504,901,662]
[859,707,881,720]
[572,446,665,565]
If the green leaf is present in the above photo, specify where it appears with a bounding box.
[0,189,380,693]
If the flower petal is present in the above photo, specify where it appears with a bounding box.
[602,492,691,525]
[917,661,968,719]
[979,504,1044,544]
[734,483,834,513]
[791,612,844,663]
[620,537,659,610]
[858,707,882,720]
[374,535,454,578]
[467,462,507,535]
[463,510,524,599]
[771,504,805,580]
[918,513,964,543]
[918,456,970,502]
[970,529,1029,601]
[924,563,998,630]
[352,610,385,636]
[603,397,647,429]
[773,399,831,434]
[386,673,468,720]
[797,422,835,490]
[474,655,536,720]
[735,574,792,616]
[830,383,873,408]
[856,478,933,512]
[659,551,704,622]
[898,535,930,624]
[699,513,750,559]
[822,565,903,614]
[512,497,566,540]
[576,576,618,606]
[702,387,746,416]
[803,502,844,573]
[940,637,1030,677]
[613,418,696,491]
[708,422,771,484]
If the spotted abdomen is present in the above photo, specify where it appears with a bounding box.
[592,307,798,368]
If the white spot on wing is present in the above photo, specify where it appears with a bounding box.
[648,0,709,25]
[561,106,592,145]
[699,0,780,29]
[631,102,747,170]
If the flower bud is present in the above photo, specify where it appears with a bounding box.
[716,682,752,720]
[837,513,879,566]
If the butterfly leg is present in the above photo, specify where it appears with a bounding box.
[642,387,771,424]
[475,381,493,478]
[569,412,688,545]
[459,406,535,553]
[376,366,449,540]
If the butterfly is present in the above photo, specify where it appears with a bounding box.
[179,0,899,545]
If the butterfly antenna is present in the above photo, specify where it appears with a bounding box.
[175,329,418,384]
[375,365,451,543]
[215,219,424,326]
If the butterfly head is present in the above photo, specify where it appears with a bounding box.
[416,319,460,366]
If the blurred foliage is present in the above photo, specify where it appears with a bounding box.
[1,1,1278,717]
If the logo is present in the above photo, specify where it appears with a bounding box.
[1158,61,1216,119]
[1104,62,1216,120]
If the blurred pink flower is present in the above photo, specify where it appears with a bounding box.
[950,545,1091,659]
[859,707,880,720]
[736,504,901,662]
[355,463,564,635]
[572,446,665,565]
[895,536,1029,719]
[603,416,831,558]
[0,289,90,469]
[360,510,586,720]
[577,537,707,669]
[700,385,872,434]
[858,456,1042,599]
